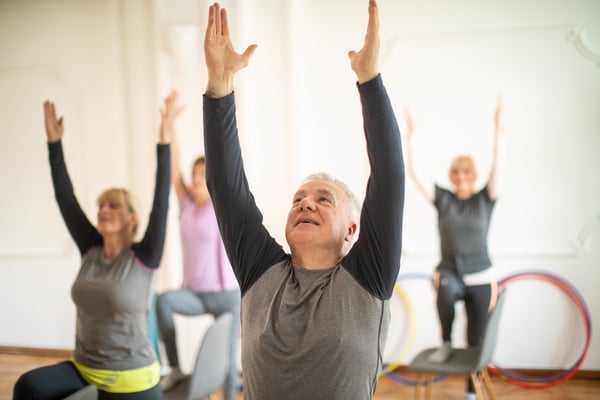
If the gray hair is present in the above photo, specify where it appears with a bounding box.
[303,172,361,221]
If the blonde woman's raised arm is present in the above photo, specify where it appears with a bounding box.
[486,96,506,200]
[404,105,435,202]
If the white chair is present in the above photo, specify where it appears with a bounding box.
[164,313,234,400]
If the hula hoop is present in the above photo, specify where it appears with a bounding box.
[381,281,417,373]
[489,271,592,389]
[383,273,448,386]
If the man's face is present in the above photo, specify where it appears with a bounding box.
[285,179,356,255]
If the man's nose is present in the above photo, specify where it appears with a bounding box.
[300,197,315,211]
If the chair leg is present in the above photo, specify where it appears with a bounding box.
[414,373,423,400]
[424,373,432,400]
[470,372,485,400]
[482,369,497,400]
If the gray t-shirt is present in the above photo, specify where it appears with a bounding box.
[71,247,156,369]
[434,185,496,276]
[240,261,390,400]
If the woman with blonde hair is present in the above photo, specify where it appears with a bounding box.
[404,98,506,400]
[13,97,172,400]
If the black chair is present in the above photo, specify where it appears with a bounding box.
[408,289,508,400]
[164,313,234,400]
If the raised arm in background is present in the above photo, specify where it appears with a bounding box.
[404,98,506,202]
[403,105,435,202]
[44,101,100,255]
[486,96,506,200]
[134,103,172,269]
[159,90,187,204]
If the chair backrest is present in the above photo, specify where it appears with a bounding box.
[187,312,234,400]
[475,288,508,370]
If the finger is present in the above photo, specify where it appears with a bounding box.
[166,93,174,109]
[174,105,185,118]
[221,8,230,37]
[205,4,217,41]
[43,101,51,127]
[47,102,56,124]
[365,0,379,40]
[43,101,49,119]
[347,50,356,60]
[215,3,222,36]
[242,44,258,63]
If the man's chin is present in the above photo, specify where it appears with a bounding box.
[287,231,318,246]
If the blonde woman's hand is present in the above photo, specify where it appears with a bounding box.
[43,101,64,143]
[160,90,184,144]
[494,95,504,131]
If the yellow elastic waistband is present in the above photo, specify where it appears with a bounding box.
[72,360,160,393]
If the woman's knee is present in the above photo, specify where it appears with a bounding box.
[13,362,84,400]
[13,371,37,399]
[155,292,171,312]
[437,272,464,302]
[156,291,181,321]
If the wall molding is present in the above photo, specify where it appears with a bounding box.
[566,25,600,68]
[572,213,600,257]
[389,364,600,380]
[1,346,598,379]
[381,23,578,65]
[0,346,72,358]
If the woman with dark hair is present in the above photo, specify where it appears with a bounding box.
[155,91,240,400]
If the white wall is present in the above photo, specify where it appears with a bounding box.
[0,0,159,348]
[1,0,598,373]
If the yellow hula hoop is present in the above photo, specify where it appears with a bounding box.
[381,282,417,374]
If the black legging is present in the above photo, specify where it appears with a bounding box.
[436,271,492,345]
[436,271,493,393]
[13,361,162,400]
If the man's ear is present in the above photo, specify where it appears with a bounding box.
[345,222,358,242]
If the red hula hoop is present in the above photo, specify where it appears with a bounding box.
[490,271,592,389]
